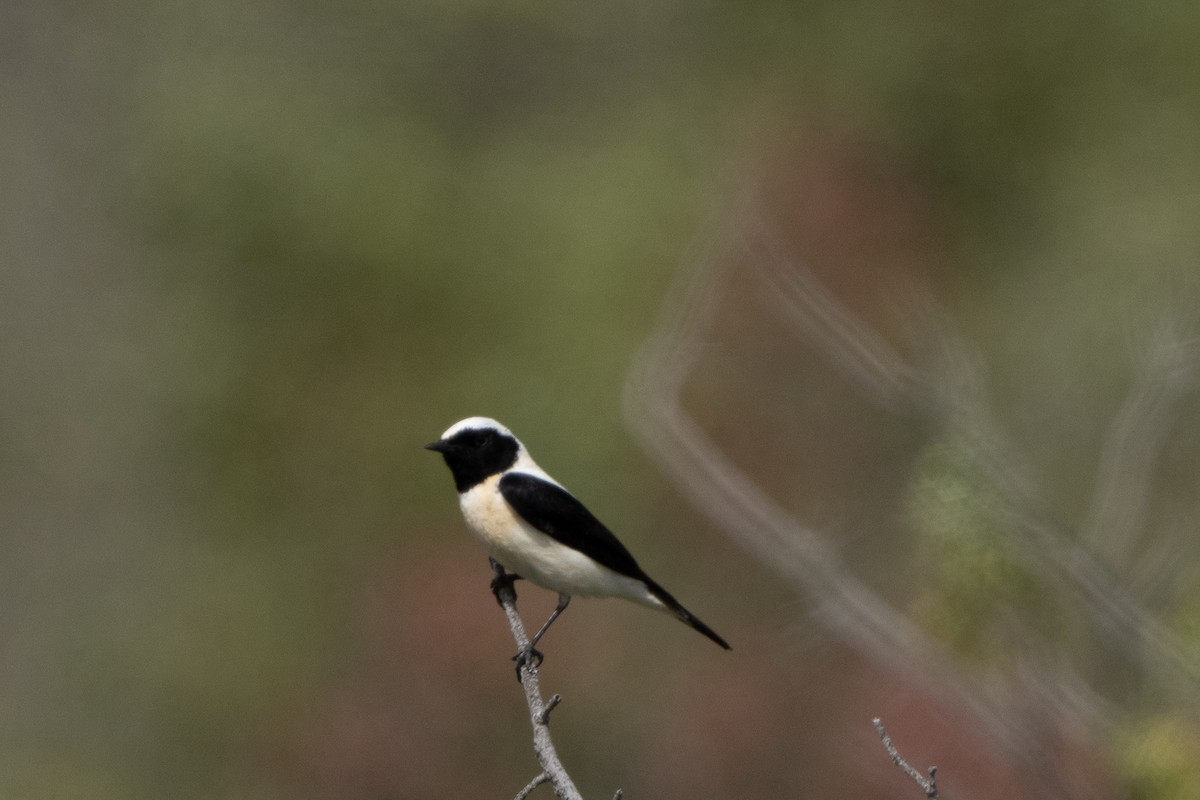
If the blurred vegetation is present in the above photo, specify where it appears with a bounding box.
[906,437,1063,665]
[1114,715,1200,800]
[4,1,1200,798]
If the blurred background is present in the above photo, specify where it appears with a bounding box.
[4,2,1200,798]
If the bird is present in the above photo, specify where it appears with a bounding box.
[425,416,730,669]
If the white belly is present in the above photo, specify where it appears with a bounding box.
[458,475,660,607]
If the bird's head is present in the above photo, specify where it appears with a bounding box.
[425,417,522,492]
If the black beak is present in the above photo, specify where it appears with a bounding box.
[425,440,450,453]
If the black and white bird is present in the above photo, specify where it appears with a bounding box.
[425,417,730,665]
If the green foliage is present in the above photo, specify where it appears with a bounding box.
[1113,715,1200,800]
[905,438,1060,664]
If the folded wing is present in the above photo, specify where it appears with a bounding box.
[498,472,646,581]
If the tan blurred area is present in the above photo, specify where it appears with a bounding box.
[3,3,1200,799]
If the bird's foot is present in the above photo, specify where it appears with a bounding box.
[512,644,544,681]
[488,560,521,605]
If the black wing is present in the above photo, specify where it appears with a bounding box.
[499,472,646,581]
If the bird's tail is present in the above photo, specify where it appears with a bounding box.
[645,578,731,650]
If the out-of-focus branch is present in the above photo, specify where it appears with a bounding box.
[745,219,926,412]
[747,212,1045,513]
[489,559,584,800]
[619,195,1200,762]
[873,718,940,798]
[622,199,1014,741]
[1082,325,1200,567]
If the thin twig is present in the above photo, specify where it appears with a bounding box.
[515,772,550,800]
[538,694,562,725]
[874,718,939,798]
[490,559,585,800]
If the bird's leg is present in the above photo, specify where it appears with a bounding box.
[513,594,570,675]
[488,558,522,605]
[530,594,571,650]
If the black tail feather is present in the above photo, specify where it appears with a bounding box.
[645,578,731,650]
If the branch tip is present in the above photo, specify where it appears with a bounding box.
[873,718,939,798]
[538,693,562,724]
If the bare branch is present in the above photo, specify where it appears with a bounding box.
[490,559,584,800]
[515,773,550,800]
[874,718,939,798]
